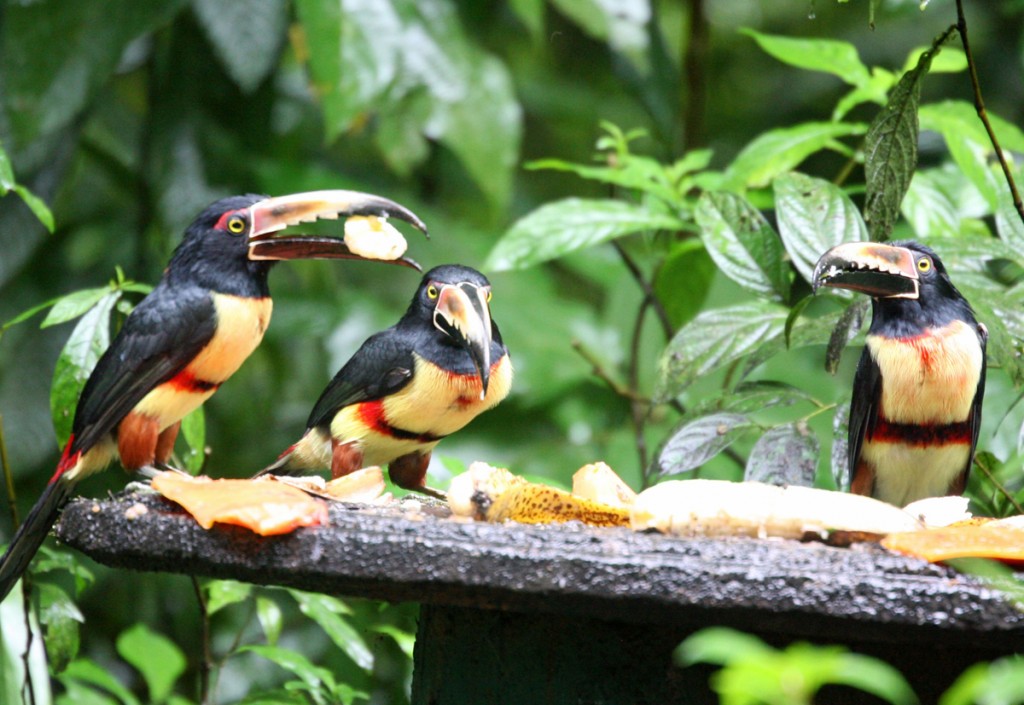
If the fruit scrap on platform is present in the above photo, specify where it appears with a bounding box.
[151,471,328,536]
[882,515,1024,564]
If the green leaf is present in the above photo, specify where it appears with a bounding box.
[1,584,51,705]
[548,0,649,68]
[903,46,966,74]
[116,624,187,704]
[289,591,374,672]
[509,0,545,40]
[50,292,120,447]
[432,52,522,211]
[192,0,287,93]
[920,99,1024,153]
[744,423,819,487]
[656,300,790,402]
[12,185,55,233]
[824,299,868,375]
[996,189,1024,252]
[742,29,870,87]
[656,413,756,476]
[863,46,938,239]
[527,155,678,205]
[179,407,206,473]
[204,580,252,616]
[685,381,816,419]
[59,658,142,705]
[295,0,522,211]
[831,403,851,492]
[485,198,686,271]
[654,240,715,329]
[33,546,96,597]
[725,122,866,189]
[831,652,919,705]
[2,295,65,333]
[257,596,283,646]
[1,0,187,146]
[293,0,387,137]
[833,70,895,121]
[41,286,114,329]
[372,624,415,660]
[676,627,773,667]
[233,691,308,705]
[242,644,338,697]
[696,191,790,300]
[902,168,970,238]
[0,139,55,232]
[38,582,84,673]
[773,172,867,286]
[940,656,1024,705]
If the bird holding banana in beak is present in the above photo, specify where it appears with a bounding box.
[257,264,512,498]
[813,240,986,507]
[0,190,426,600]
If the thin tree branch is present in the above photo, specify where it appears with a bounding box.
[628,298,651,472]
[571,340,648,403]
[682,0,708,151]
[611,240,674,339]
[955,0,1024,226]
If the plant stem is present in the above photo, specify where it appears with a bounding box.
[192,577,213,705]
[974,455,1024,515]
[955,0,1024,226]
[1,414,19,529]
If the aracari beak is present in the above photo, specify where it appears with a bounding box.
[433,283,494,399]
[246,189,427,270]
[812,242,920,300]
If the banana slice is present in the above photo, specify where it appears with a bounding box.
[448,462,630,526]
[630,479,922,539]
[344,215,408,260]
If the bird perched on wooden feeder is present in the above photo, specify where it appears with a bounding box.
[813,240,986,507]
[257,264,512,498]
[0,190,427,601]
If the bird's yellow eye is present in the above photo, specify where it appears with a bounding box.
[227,215,247,234]
[917,257,932,272]
[427,285,439,299]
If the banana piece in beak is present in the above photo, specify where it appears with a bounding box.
[344,215,408,261]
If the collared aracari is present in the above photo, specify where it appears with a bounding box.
[813,241,987,507]
[0,190,426,600]
[257,264,512,498]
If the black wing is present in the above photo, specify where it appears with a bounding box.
[70,282,217,454]
[964,322,989,481]
[305,327,416,430]
[847,345,882,489]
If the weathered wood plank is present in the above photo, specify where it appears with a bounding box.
[54,491,1024,648]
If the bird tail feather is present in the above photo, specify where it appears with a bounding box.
[0,476,75,602]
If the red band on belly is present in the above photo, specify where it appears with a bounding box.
[868,418,973,446]
[357,400,445,443]
[169,370,220,393]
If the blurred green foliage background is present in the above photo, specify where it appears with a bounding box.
[2,0,1024,702]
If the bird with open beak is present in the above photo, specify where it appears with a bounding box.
[0,190,426,601]
[257,264,512,498]
[813,240,986,507]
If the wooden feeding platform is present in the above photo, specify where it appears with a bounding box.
[55,491,1024,705]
